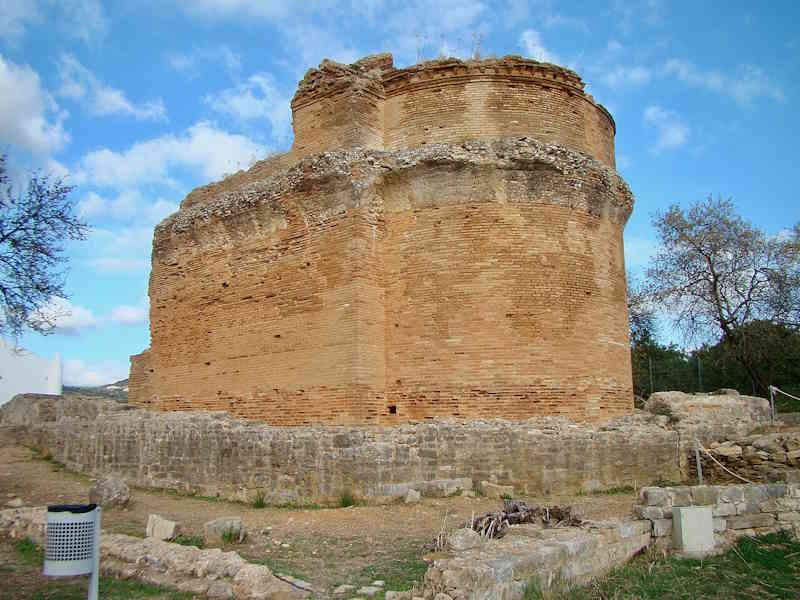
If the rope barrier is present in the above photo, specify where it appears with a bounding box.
[771,386,800,403]
[695,439,755,485]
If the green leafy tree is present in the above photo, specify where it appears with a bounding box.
[0,155,88,338]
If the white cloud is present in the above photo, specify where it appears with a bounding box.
[0,54,69,156]
[88,257,149,273]
[179,0,295,20]
[110,304,148,325]
[168,45,242,79]
[57,54,167,121]
[519,29,559,64]
[599,65,651,88]
[77,190,177,223]
[83,226,154,274]
[63,358,128,386]
[205,73,292,140]
[34,297,99,335]
[59,0,107,43]
[664,59,785,106]
[0,0,41,41]
[643,105,689,153]
[0,0,105,43]
[75,121,266,189]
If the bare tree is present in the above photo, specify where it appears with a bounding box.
[647,195,800,395]
[0,155,88,338]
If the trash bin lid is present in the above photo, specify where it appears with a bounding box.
[47,504,97,514]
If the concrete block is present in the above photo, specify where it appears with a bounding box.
[727,513,776,530]
[672,506,714,556]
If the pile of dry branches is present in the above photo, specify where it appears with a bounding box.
[469,499,581,539]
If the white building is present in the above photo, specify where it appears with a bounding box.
[0,338,61,406]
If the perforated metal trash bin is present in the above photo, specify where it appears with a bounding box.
[44,504,100,599]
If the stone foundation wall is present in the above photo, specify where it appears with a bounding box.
[635,482,800,544]
[0,392,770,504]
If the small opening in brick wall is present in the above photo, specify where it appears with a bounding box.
[388,405,397,414]
[222,282,229,288]
[205,361,211,366]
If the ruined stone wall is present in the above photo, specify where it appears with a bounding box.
[128,350,153,409]
[1,392,771,505]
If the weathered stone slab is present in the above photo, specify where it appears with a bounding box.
[146,514,180,541]
[726,513,776,530]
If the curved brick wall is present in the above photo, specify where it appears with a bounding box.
[382,59,615,168]
[131,139,634,425]
[288,55,615,168]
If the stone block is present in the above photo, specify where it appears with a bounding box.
[357,585,383,597]
[777,512,800,523]
[652,519,672,537]
[713,518,726,532]
[635,505,667,520]
[726,513,776,530]
[146,514,180,541]
[672,506,714,556]
[448,528,482,551]
[480,481,514,500]
[204,516,246,544]
[404,489,421,504]
[640,487,671,507]
[89,476,130,507]
[668,487,692,507]
[717,486,745,504]
[713,444,742,458]
[207,581,233,599]
[712,502,736,517]
[691,486,717,506]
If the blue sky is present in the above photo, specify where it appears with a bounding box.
[1,0,798,385]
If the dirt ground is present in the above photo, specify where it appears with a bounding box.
[0,430,637,595]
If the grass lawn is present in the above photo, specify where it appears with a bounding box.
[528,530,800,599]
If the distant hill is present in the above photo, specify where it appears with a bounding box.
[64,378,129,401]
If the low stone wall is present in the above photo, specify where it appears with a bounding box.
[0,391,770,504]
[422,520,652,600]
[635,482,800,544]
[0,507,307,599]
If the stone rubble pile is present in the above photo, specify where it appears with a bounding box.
[692,432,800,483]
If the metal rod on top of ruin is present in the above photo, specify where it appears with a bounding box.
[695,439,703,485]
[769,386,776,422]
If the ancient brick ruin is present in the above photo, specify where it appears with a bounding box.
[128,54,635,425]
